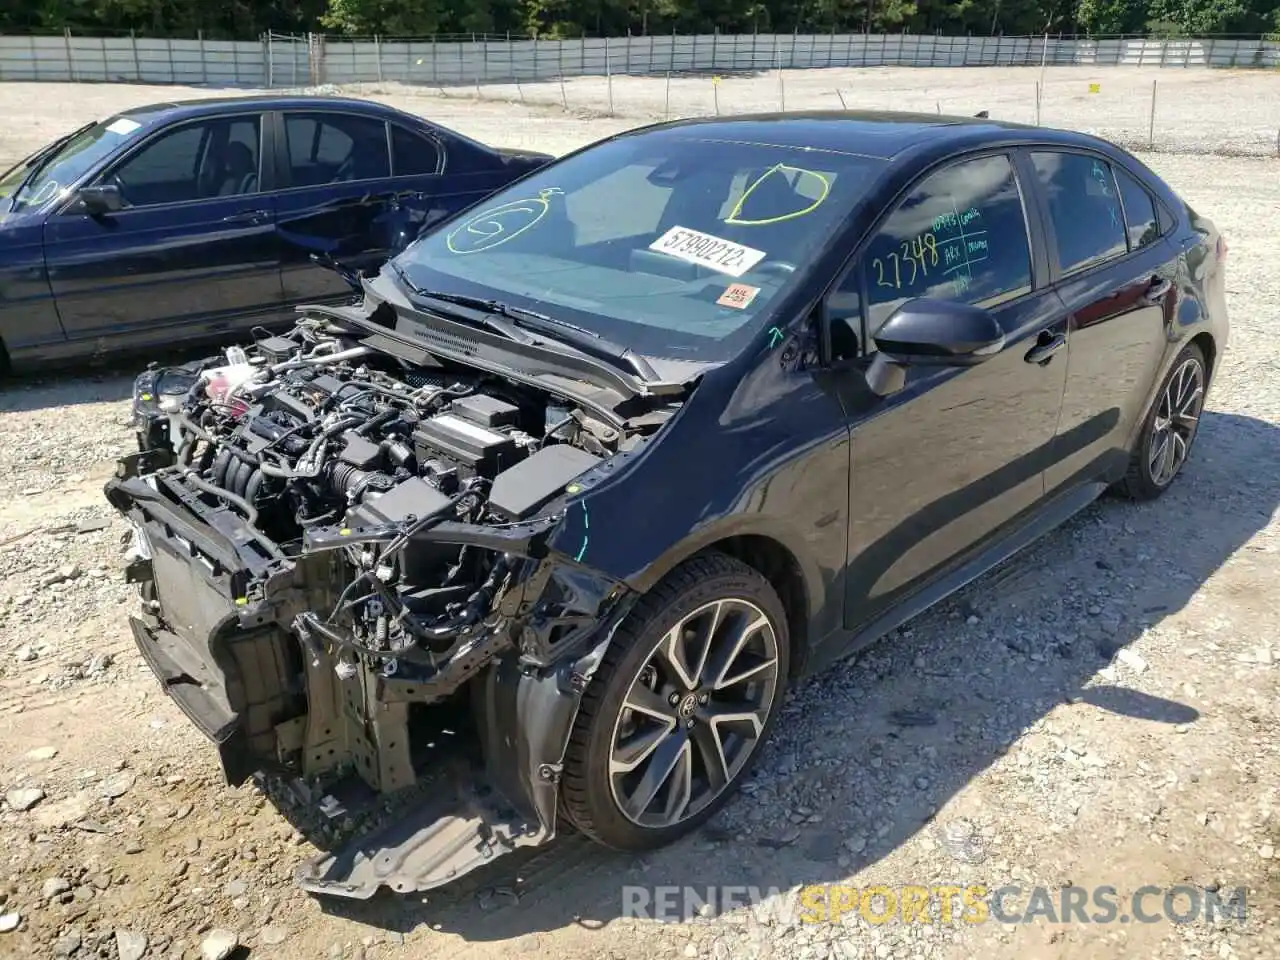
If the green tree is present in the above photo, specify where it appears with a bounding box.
[1,0,1278,42]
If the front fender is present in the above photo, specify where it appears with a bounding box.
[476,551,636,837]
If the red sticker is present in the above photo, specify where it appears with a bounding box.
[717,283,760,309]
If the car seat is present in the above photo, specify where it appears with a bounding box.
[217,142,258,197]
[348,135,390,181]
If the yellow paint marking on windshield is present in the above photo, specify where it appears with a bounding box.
[724,164,831,226]
[446,186,564,254]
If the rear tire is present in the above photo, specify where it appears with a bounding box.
[561,552,790,851]
[1117,342,1207,500]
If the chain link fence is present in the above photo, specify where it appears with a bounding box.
[2,31,1277,87]
[1,31,1278,156]
[331,61,1280,158]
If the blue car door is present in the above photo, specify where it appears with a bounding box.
[273,109,409,304]
[43,112,284,349]
[272,110,514,304]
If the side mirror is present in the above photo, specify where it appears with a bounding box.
[77,183,123,215]
[865,298,1005,397]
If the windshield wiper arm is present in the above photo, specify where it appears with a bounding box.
[391,265,539,345]
[507,311,660,382]
[390,266,657,381]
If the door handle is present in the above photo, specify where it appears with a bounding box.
[1024,331,1067,365]
[222,209,270,225]
[1141,276,1173,305]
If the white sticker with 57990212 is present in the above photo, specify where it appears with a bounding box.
[648,226,767,278]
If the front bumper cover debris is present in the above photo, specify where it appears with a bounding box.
[105,460,636,898]
[294,757,544,899]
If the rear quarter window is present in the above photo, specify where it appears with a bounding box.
[1113,166,1160,250]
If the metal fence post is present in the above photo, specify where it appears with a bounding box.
[375,35,383,83]
[1148,78,1157,149]
[64,27,76,82]
[559,41,567,109]
[265,33,273,86]
[606,36,614,115]
[130,30,141,81]
[775,34,784,110]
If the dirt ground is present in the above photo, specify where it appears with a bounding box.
[0,72,1278,960]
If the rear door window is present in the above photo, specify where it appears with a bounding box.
[860,152,1034,338]
[284,113,390,187]
[1030,151,1127,274]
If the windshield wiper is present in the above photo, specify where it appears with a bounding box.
[391,265,540,346]
[390,266,657,381]
[505,310,659,382]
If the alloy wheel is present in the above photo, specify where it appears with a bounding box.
[1148,355,1205,488]
[607,598,780,829]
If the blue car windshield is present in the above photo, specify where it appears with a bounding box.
[0,115,147,212]
[394,129,885,362]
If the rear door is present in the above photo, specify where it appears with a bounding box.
[44,112,282,347]
[274,110,448,303]
[1029,150,1179,493]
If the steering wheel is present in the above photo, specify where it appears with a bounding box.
[754,260,797,277]
[334,154,355,182]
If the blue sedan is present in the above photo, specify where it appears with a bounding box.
[0,95,550,371]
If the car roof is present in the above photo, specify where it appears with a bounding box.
[112,94,414,126]
[622,110,1108,161]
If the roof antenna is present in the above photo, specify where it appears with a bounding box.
[974,110,990,118]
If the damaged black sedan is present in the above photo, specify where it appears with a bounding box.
[104,111,1227,898]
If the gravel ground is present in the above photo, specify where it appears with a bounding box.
[0,73,1278,960]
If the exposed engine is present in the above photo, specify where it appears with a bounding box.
[127,318,635,691]
[107,314,688,899]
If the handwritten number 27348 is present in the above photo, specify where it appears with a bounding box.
[872,233,939,291]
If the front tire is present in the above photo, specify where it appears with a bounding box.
[561,552,790,850]
[1118,342,1207,500]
